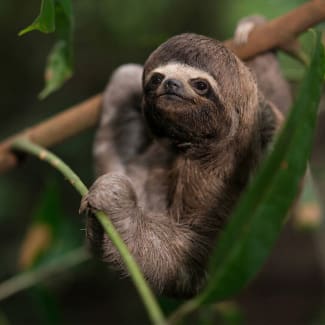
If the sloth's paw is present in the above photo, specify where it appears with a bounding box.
[234,15,266,45]
[80,173,137,216]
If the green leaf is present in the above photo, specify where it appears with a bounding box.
[56,0,73,21]
[197,31,325,304]
[19,0,55,36]
[19,0,74,98]
[39,40,73,99]
[39,0,74,99]
[55,0,74,41]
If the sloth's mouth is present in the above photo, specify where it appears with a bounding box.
[157,92,190,102]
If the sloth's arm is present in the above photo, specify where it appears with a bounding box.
[93,64,151,176]
[80,173,207,297]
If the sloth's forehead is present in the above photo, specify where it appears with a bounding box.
[148,62,218,87]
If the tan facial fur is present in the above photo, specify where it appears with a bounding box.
[145,62,221,98]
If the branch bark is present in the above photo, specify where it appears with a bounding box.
[1,0,325,174]
[224,0,325,59]
[0,94,102,173]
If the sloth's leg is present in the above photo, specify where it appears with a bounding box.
[94,64,151,176]
[80,173,208,297]
[234,15,292,115]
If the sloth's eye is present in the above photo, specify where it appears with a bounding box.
[190,79,209,95]
[150,73,165,86]
[195,81,208,91]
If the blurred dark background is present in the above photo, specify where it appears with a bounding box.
[1,0,325,324]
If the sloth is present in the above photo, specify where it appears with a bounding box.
[80,18,291,298]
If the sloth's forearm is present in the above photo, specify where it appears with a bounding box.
[86,205,207,295]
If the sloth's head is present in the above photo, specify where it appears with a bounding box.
[142,33,259,146]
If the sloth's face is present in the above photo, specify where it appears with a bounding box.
[144,63,218,102]
[142,62,232,144]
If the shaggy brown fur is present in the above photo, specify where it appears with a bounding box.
[80,28,291,297]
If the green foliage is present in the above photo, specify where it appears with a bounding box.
[195,31,325,305]
[19,0,73,99]
[39,39,73,100]
[3,30,325,325]
[169,31,325,323]
[5,1,325,323]
[0,182,88,302]
[19,0,55,35]
[27,181,83,268]
[10,139,164,325]
[40,0,73,99]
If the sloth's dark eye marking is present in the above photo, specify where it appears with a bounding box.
[195,81,208,91]
[144,73,165,93]
[190,79,210,95]
[150,73,165,86]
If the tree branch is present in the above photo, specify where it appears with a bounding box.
[0,94,102,173]
[224,0,325,59]
[1,0,325,174]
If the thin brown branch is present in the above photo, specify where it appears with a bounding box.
[225,0,325,59]
[0,94,102,173]
[1,0,325,174]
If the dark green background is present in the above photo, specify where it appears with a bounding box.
[1,1,325,324]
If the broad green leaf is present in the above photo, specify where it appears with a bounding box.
[19,0,55,36]
[196,31,325,304]
[39,0,74,99]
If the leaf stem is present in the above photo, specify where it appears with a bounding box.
[11,137,165,325]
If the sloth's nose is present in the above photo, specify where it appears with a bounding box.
[164,79,182,92]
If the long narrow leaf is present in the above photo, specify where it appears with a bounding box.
[196,31,325,304]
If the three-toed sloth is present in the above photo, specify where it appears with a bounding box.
[80,18,292,298]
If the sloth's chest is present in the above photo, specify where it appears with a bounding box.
[126,163,169,214]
